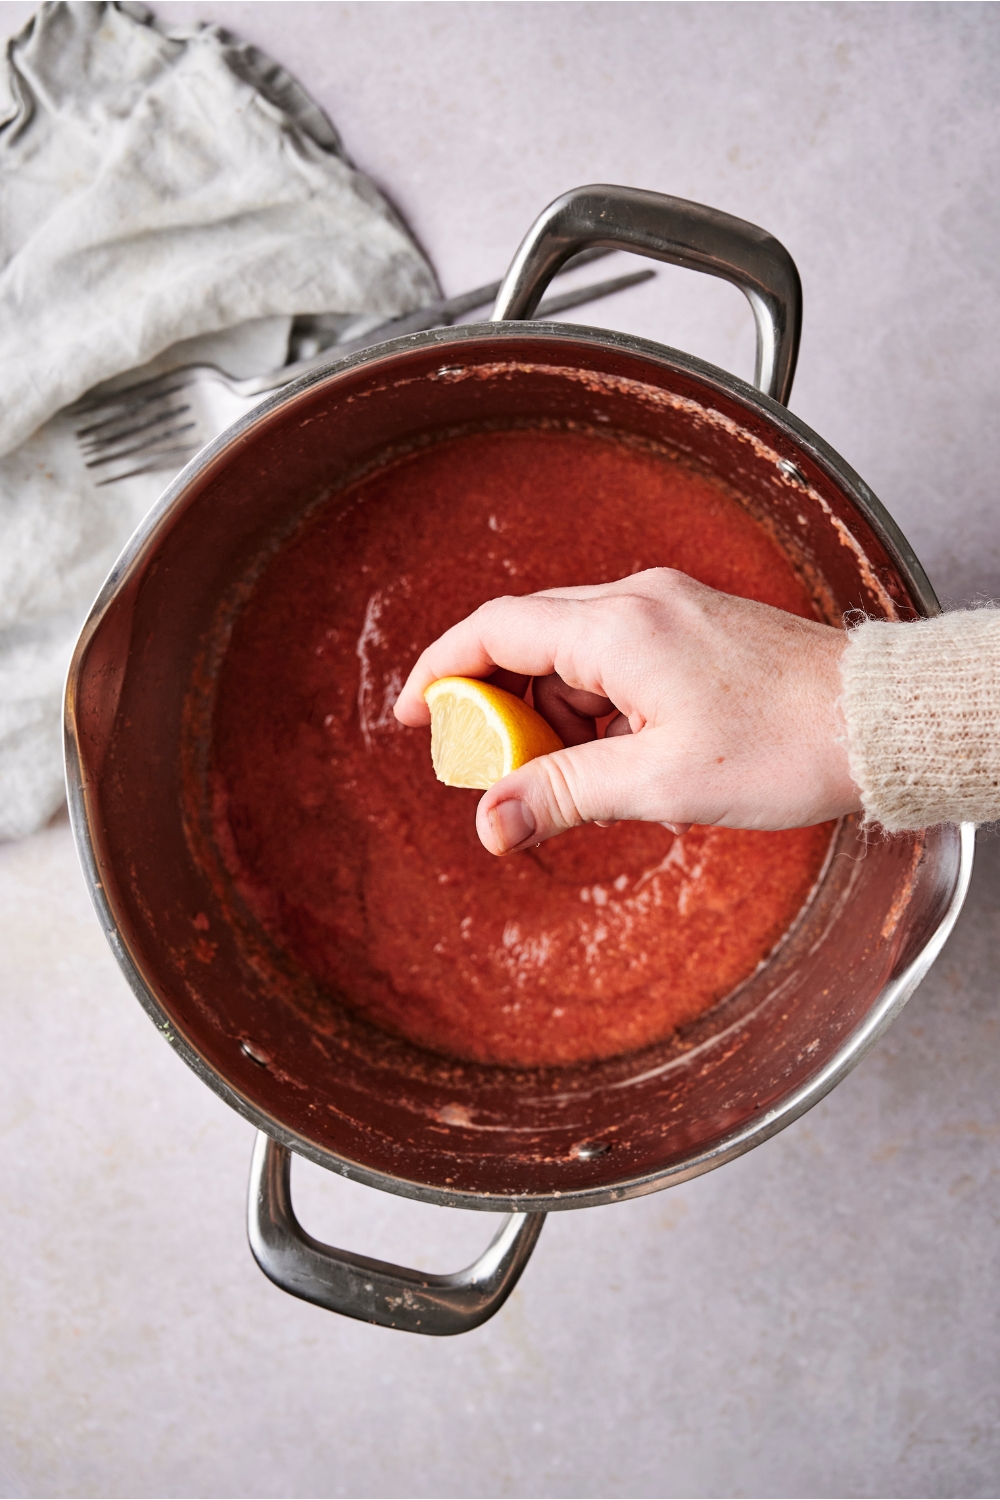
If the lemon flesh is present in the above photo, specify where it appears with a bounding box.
[424,677,564,790]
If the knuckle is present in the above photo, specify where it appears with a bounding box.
[536,751,587,830]
[603,569,707,646]
[608,590,658,629]
[599,594,660,666]
[632,566,685,599]
[476,594,517,626]
[637,565,679,588]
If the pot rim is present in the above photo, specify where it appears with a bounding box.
[64,318,976,1212]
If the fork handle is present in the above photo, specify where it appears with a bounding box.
[490,183,802,405]
[236,250,621,398]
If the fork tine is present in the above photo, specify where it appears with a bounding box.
[74,381,194,437]
[78,403,193,454]
[83,420,198,469]
[91,444,203,486]
[72,367,195,414]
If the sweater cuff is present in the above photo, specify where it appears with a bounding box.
[841,610,1000,831]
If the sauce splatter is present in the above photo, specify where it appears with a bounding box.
[208,428,834,1066]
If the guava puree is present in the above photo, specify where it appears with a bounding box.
[209,428,834,1067]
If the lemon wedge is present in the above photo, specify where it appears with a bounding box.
[424,677,564,789]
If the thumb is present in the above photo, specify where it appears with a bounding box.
[476,734,665,855]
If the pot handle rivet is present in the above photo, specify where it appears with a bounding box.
[777,457,807,485]
[570,1141,611,1160]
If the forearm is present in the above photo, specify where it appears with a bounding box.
[842,609,1000,831]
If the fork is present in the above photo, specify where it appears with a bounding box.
[72,258,655,486]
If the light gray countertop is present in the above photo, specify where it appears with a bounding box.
[2,4,1000,1496]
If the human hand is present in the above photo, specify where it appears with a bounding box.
[393,568,860,856]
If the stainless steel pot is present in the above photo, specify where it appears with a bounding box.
[65,186,973,1336]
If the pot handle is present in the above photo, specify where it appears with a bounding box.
[246,1132,547,1335]
[491,183,802,405]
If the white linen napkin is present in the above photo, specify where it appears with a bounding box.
[0,0,438,840]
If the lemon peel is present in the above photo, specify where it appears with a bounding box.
[424,677,564,790]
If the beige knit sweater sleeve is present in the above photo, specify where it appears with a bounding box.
[841,609,1000,831]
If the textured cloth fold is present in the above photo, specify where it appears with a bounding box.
[0,1,437,456]
[842,609,1000,831]
[0,1,438,841]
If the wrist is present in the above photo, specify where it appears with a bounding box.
[810,625,861,821]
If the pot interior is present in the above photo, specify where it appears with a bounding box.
[69,327,962,1207]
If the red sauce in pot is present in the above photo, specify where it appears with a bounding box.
[209,428,834,1067]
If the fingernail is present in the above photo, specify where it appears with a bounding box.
[488,799,536,853]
